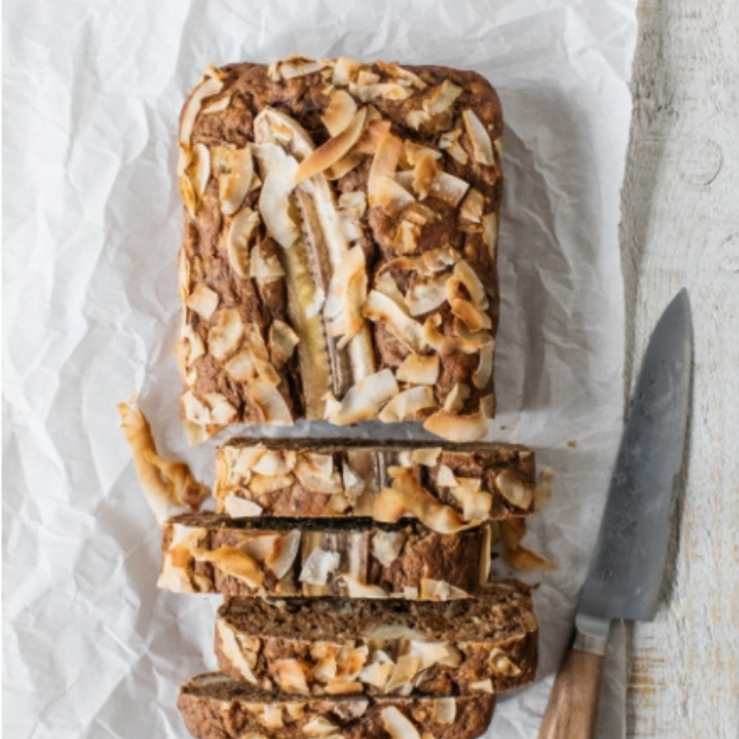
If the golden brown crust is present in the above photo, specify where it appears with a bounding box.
[158,513,488,599]
[176,58,502,443]
[178,672,496,739]
[215,440,536,531]
[214,583,538,696]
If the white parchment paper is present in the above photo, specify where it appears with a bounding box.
[3,1,637,737]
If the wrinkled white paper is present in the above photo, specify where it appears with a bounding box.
[3,1,637,737]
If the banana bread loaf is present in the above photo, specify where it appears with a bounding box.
[215,439,535,532]
[159,512,491,599]
[176,57,502,444]
[215,580,537,696]
[178,672,495,739]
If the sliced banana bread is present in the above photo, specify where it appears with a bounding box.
[178,672,495,739]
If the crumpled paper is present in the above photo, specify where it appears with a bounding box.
[2,0,637,737]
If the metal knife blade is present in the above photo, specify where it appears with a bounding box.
[578,288,692,626]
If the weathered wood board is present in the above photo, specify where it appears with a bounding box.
[621,1,739,737]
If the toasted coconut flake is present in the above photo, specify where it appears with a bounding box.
[376,176,415,217]
[326,150,365,180]
[461,490,492,521]
[439,128,469,164]
[423,80,463,117]
[496,470,534,510]
[212,144,255,215]
[342,462,366,501]
[376,60,427,89]
[266,530,301,579]
[186,284,219,320]
[359,660,394,690]
[207,393,238,426]
[332,57,364,86]
[259,704,284,729]
[117,401,208,520]
[395,354,439,385]
[436,465,457,488]
[423,408,488,442]
[303,716,339,736]
[181,390,211,425]
[322,90,359,136]
[406,273,449,317]
[490,648,522,677]
[295,454,343,494]
[374,468,465,534]
[473,341,494,389]
[208,308,244,361]
[324,679,364,695]
[180,73,224,145]
[179,174,199,217]
[180,325,205,367]
[423,245,459,272]
[393,219,422,255]
[462,109,495,166]
[409,640,461,670]
[381,706,421,739]
[338,191,367,218]
[248,472,295,495]
[238,532,282,563]
[299,548,341,586]
[371,530,406,567]
[374,272,407,310]
[452,259,489,309]
[190,143,211,197]
[434,697,457,725]
[327,368,399,426]
[249,245,286,281]
[354,82,413,102]
[273,659,310,695]
[268,320,299,367]
[296,107,367,183]
[201,95,231,115]
[460,188,485,223]
[451,299,492,332]
[504,544,557,572]
[443,382,470,413]
[194,546,264,588]
[385,654,420,695]
[410,447,441,467]
[534,474,553,511]
[482,212,499,255]
[379,386,437,423]
[402,141,442,167]
[256,148,299,249]
[429,172,470,207]
[368,131,403,207]
[469,679,494,694]
[226,207,260,279]
[224,350,256,382]
[412,153,440,200]
[324,245,368,349]
[251,450,293,476]
[247,380,293,426]
[216,621,259,684]
[339,575,388,599]
[363,291,427,353]
[223,495,263,517]
[279,56,328,79]
[354,117,392,155]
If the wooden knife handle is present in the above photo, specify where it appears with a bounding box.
[537,647,606,739]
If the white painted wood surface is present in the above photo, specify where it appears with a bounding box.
[620,1,739,737]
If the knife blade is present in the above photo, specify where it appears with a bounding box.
[539,288,693,739]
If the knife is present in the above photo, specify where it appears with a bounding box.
[538,288,693,739]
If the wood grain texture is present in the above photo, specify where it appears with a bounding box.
[539,649,605,739]
[620,1,739,737]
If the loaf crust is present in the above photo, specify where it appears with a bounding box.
[214,581,537,696]
[215,439,535,532]
[176,57,503,444]
[159,513,490,599]
[178,672,495,739]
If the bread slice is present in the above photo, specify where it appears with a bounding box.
[159,513,491,599]
[215,439,535,533]
[176,57,503,444]
[215,580,537,696]
[178,672,495,739]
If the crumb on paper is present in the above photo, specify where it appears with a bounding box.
[566,439,577,448]
[117,398,209,521]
